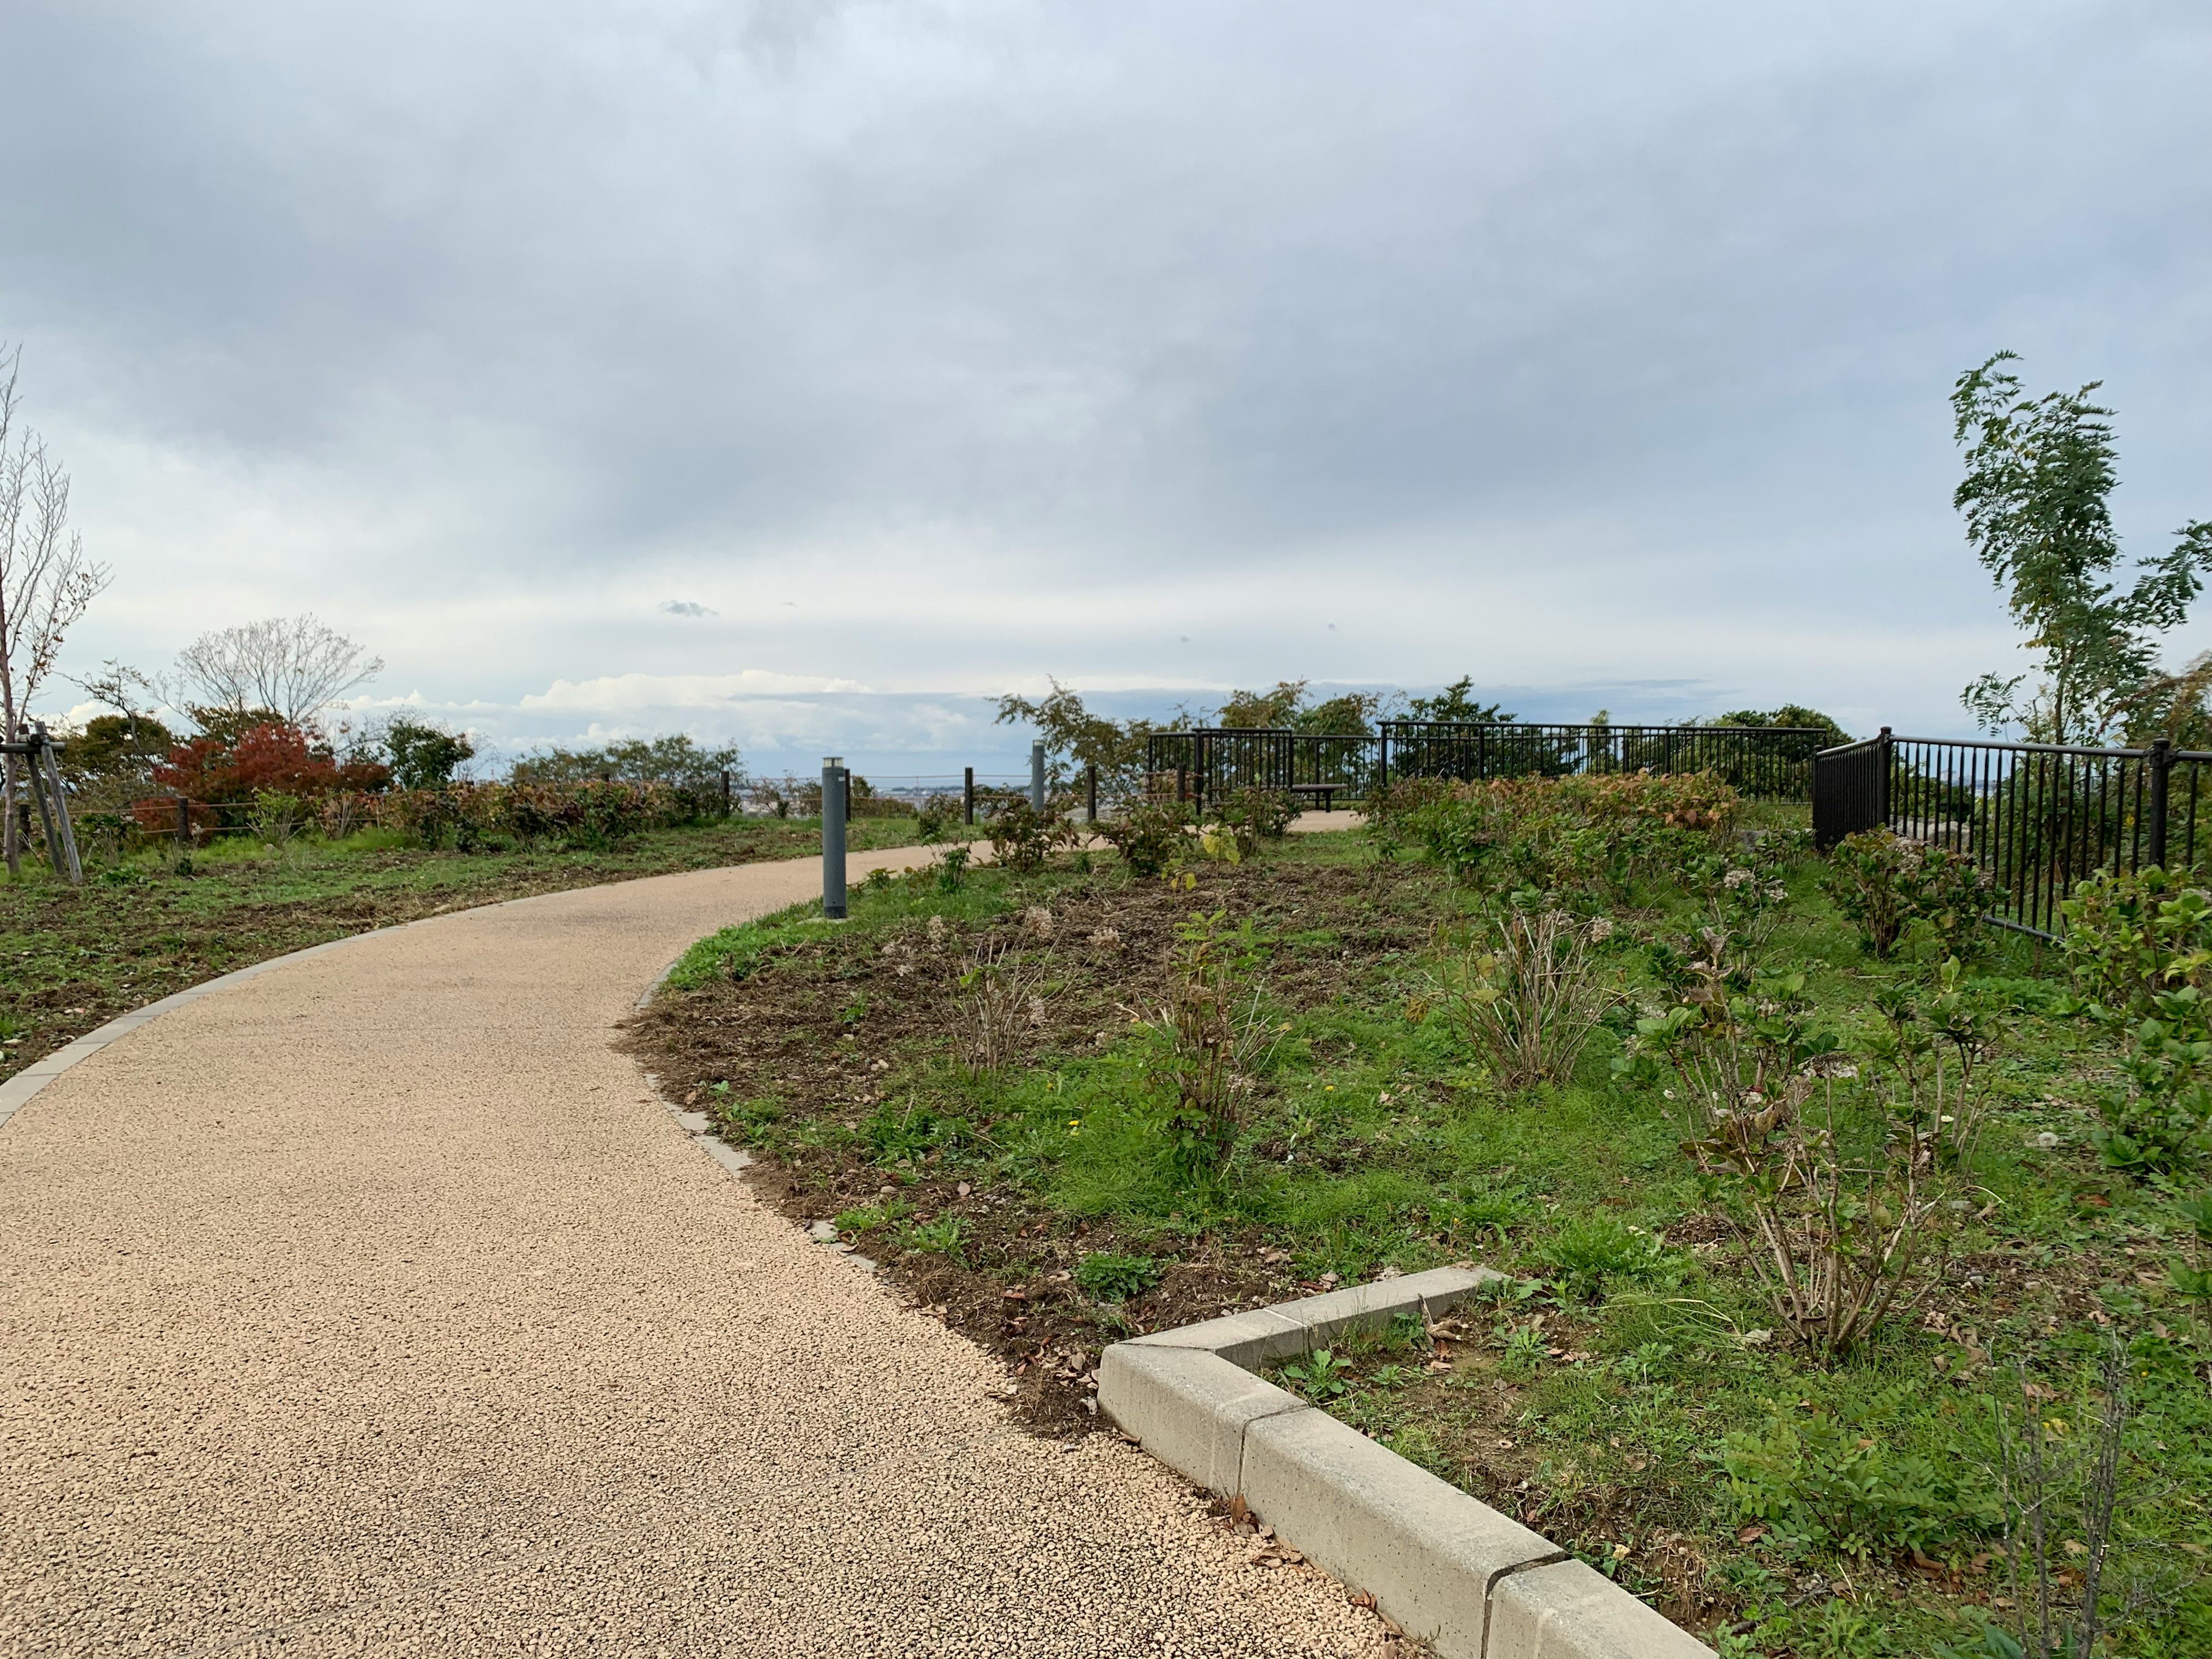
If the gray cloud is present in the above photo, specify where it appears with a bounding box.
[6,0,2210,772]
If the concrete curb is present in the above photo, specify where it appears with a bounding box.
[1099,1268,1716,1659]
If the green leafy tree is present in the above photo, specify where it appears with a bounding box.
[513,734,737,790]
[384,716,476,790]
[1214,680,1310,728]
[1954,351,2212,744]
[1217,681,1385,733]
[1714,704,1850,749]
[57,712,177,786]
[1406,675,1516,724]
[994,678,1171,791]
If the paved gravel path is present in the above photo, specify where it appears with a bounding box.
[0,849,1384,1658]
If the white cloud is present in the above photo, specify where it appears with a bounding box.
[6,0,2209,752]
[518,671,874,710]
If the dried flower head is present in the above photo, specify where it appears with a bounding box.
[1025,906,1055,940]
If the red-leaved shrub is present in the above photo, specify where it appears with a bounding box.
[152,722,389,804]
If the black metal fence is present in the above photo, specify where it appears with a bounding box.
[1377,722,1825,797]
[1145,722,1824,808]
[1143,729,1376,809]
[1812,729,2212,937]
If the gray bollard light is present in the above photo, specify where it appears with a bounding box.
[1030,740,1046,812]
[821,757,847,919]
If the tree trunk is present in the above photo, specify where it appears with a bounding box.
[2,748,17,878]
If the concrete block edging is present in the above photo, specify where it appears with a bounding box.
[1099,1266,1715,1659]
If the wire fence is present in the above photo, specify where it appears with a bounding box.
[1812,729,2212,937]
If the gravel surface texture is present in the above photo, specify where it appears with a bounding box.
[0,849,1384,1658]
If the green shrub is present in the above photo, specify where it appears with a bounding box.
[1540,1212,1676,1300]
[1718,1397,1997,1558]
[1073,1251,1161,1301]
[2059,866,2212,1020]
[2093,990,2212,1176]
[899,1215,965,1255]
[987,799,1076,873]
[247,789,306,845]
[1368,771,1738,893]
[384,716,475,791]
[1209,786,1296,858]
[1825,829,1991,958]
[1097,799,1194,876]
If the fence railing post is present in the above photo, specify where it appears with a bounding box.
[1085,762,1097,824]
[1030,741,1046,812]
[719,767,732,817]
[174,794,191,847]
[821,757,847,920]
[964,766,975,825]
[1877,727,1893,829]
[2149,737,2172,870]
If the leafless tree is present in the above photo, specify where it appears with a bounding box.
[0,344,111,876]
[172,613,382,728]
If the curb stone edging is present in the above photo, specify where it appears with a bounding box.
[1100,1267,1717,1659]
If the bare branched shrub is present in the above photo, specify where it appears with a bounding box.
[951,937,1054,1074]
[1684,1075,1947,1357]
[1,346,112,876]
[1968,1341,2134,1659]
[1628,962,1955,1357]
[1434,908,1612,1090]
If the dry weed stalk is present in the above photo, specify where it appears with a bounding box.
[1983,1341,2132,1659]
[952,936,1054,1074]
[1434,908,1612,1090]
[1138,911,1284,1170]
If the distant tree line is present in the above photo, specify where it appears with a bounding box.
[995,675,1847,794]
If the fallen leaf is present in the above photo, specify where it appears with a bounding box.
[1737,1526,1766,1545]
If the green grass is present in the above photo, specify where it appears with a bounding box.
[662,858,1021,989]
[658,820,2212,1657]
[0,812,935,1081]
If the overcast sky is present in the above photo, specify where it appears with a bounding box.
[5,0,2209,776]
